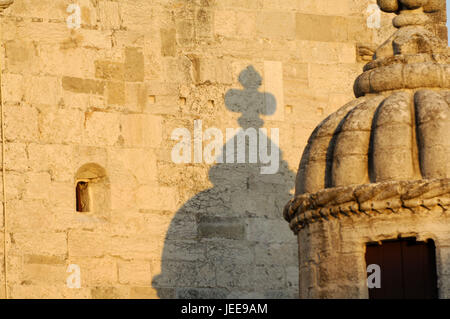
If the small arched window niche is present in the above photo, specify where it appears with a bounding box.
[75,163,110,218]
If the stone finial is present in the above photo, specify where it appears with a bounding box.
[360,0,448,63]
[378,0,442,28]
[378,0,441,13]
[0,0,13,12]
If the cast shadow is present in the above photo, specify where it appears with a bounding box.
[152,66,297,299]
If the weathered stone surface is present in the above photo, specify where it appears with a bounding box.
[286,1,450,299]
[0,0,446,300]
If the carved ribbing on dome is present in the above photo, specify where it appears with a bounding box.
[295,90,450,196]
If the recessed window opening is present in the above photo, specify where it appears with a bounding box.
[74,163,110,218]
[76,181,90,212]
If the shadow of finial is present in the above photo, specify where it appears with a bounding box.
[225,65,276,130]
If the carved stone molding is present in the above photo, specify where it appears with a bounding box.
[284,178,450,234]
[0,0,13,12]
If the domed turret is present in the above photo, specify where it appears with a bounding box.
[284,0,450,299]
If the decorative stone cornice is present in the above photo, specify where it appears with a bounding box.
[0,0,13,12]
[284,178,450,234]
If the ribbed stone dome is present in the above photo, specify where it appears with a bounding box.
[295,0,450,196]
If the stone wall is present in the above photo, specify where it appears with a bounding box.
[0,0,444,298]
[297,206,450,298]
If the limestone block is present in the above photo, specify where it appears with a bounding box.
[108,148,157,185]
[286,266,299,289]
[2,73,24,103]
[124,47,145,82]
[42,46,99,78]
[10,284,91,299]
[7,199,56,233]
[9,0,68,20]
[118,261,152,285]
[83,111,121,146]
[12,231,67,256]
[192,57,233,84]
[20,263,67,285]
[176,288,227,299]
[195,8,213,39]
[98,0,121,30]
[95,61,125,81]
[68,230,110,258]
[297,41,356,64]
[296,14,348,42]
[23,172,51,201]
[75,28,112,50]
[5,40,38,74]
[24,254,66,265]
[283,62,308,84]
[91,286,129,299]
[25,76,61,106]
[438,246,450,275]
[62,76,105,95]
[39,109,84,144]
[164,213,198,241]
[5,106,39,142]
[109,178,139,211]
[108,235,163,260]
[255,242,298,266]
[206,240,254,264]
[254,265,287,290]
[5,143,29,172]
[124,83,147,112]
[15,22,69,45]
[247,218,294,243]
[68,257,117,286]
[347,17,373,43]
[27,144,75,182]
[61,90,90,110]
[107,81,125,105]
[215,0,263,10]
[235,11,257,38]
[160,28,176,57]
[119,114,163,147]
[216,262,256,289]
[309,63,360,94]
[217,262,286,290]
[130,286,174,299]
[136,185,179,211]
[262,0,298,10]
[198,216,246,240]
[163,240,206,262]
[49,182,75,211]
[152,261,215,288]
[215,10,257,38]
[265,289,298,299]
[119,0,154,32]
[257,11,295,40]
